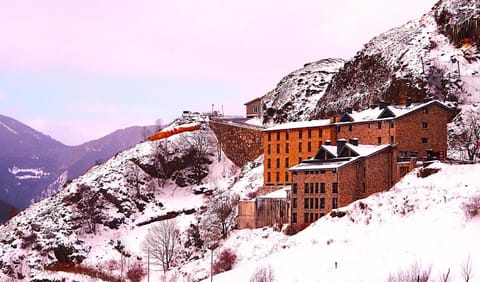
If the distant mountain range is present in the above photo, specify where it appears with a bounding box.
[0,114,157,216]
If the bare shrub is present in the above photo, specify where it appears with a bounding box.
[462,196,480,219]
[417,168,440,178]
[212,248,237,274]
[387,262,432,282]
[439,268,450,282]
[462,255,473,282]
[142,219,179,273]
[250,265,276,282]
[126,261,146,282]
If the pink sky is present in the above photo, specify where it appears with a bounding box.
[0,0,438,145]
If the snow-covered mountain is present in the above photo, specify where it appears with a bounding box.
[0,114,157,212]
[311,0,480,118]
[263,58,345,124]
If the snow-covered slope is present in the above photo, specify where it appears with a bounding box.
[195,162,480,282]
[262,58,345,124]
[311,0,480,118]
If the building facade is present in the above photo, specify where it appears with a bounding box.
[244,97,263,118]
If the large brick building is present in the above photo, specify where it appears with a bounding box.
[288,139,397,230]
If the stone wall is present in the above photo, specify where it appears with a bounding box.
[209,120,263,167]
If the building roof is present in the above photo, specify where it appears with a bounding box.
[263,119,331,132]
[243,96,263,105]
[289,143,391,171]
[258,187,290,199]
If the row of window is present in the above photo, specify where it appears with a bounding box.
[291,212,326,224]
[267,129,324,142]
[266,171,290,183]
[291,183,338,194]
[266,141,321,154]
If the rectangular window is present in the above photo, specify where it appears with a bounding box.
[292,198,297,208]
[267,158,271,168]
[332,182,338,194]
[276,131,280,141]
[390,136,394,143]
[267,172,271,182]
[304,213,309,224]
[292,213,297,224]
[319,129,323,137]
[286,143,289,153]
[308,129,312,138]
[315,198,319,209]
[337,126,341,133]
[276,172,280,182]
[285,171,289,183]
[378,121,382,129]
[307,141,312,152]
[267,144,271,154]
[310,198,313,210]
[292,183,298,194]
[304,183,309,193]
[320,183,325,193]
[286,131,289,140]
[310,213,314,223]
[423,108,428,114]
[298,142,302,153]
[276,158,280,168]
[285,158,289,168]
[378,137,382,144]
[332,198,338,209]
[315,183,319,194]
[422,138,428,144]
[320,198,325,209]
[304,198,309,209]
[362,183,366,193]
[390,121,394,128]
[298,157,302,164]
[349,124,352,132]
[299,130,302,139]
[310,184,314,194]
[268,132,271,141]
[422,122,428,129]
[276,144,280,154]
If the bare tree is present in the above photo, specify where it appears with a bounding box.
[152,141,170,188]
[127,160,142,197]
[462,255,473,282]
[76,184,105,234]
[449,106,480,161]
[201,193,239,240]
[250,265,276,282]
[142,219,179,274]
[182,130,211,185]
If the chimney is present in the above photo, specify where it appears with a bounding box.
[324,140,331,145]
[406,96,412,107]
[349,138,359,146]
[346,107,353,114]
[379,100,388,110]
[337,139,346,155]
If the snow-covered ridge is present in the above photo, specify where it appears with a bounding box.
[0,121,18,135]
[8,166,50,180]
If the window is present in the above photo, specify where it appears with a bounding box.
[377,137,382,144]
[267,172,271,182]
[332,198,338,209]
[304,213,309,223]
[276,158,280,168]
[315,198,319,209]
[320,183,326,193]
[319,129,323,137]
[286,143,289,153]
[304,198,309,209]
[423,108,428,114]
[298,142,302,153]
[276,131,280,141]
[307,141,312,152]
[267,144,271,154]
[276,172,280,182]
[268,132,271,141]
[310,213,314,223]
[332,182,338,194]
[292,198,297,208]
[320,198,325,209]
[304,183,309,193]
[315,183,319,194]
[286,131,289,140]
[390,121,394,128]
[276,144,280,154]
[390,136,394,143]
[253,105,258,113]
[349,124,353,132]
[421,138,428,144]
[362,183,366,193]
[422,122,428,129]
[299,130,302,139]
[285,171,289,182]
[298,157,302,164]
[337,126,341,133]
[292,183,298,194]
[267,158,271,168]
[308,129,312,138]
[378,121,382,129]
[285,158,289,168]
[310,184,314,194]
[292,213,297,224]
[310,198,314,209]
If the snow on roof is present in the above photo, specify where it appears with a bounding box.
[258,187,290,199]
[243,96,263,105]
[263,119,331,131]
[289,159,351,170]
[346,143,391,157]
[347,107,384,122]
[322,145,338,157]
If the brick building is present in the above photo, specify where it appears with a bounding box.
[244,97,263,118]
[288,139,397,230]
